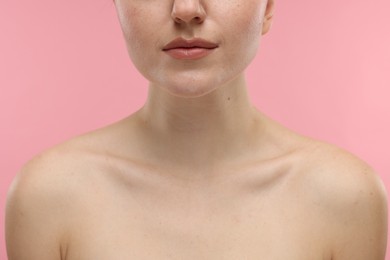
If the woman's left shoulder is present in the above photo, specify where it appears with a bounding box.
[297,139,387,205]
[305,140,386,198]
[296,139,388,259]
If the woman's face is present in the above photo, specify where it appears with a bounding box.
[114,0,273,98]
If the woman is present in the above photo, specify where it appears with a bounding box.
[5,0,388,259]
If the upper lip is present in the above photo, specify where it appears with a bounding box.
[162,37,219,50]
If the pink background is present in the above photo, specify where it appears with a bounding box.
[1,0,389,259]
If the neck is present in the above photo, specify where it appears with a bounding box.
[133,74,265,174]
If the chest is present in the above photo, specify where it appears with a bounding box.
[64,182,332,260]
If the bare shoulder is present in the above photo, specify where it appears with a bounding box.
[5,139,95,260]
[299,140,388,208]
[8,138,92,201]
[297,140,388,260]
[6,135,101,214]
[6,119,137,219]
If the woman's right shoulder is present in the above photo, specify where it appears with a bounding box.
[7,137,97,209]
[10,120,132,200]
[5,140,92,259]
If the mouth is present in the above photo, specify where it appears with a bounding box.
[163,47,218,60]
[162,37,219,51]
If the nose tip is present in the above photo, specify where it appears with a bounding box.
[173,15,204,24]
[171,1,206,24]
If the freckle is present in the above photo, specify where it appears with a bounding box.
[228,97,231,101]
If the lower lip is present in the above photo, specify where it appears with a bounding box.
[163,47,217,60]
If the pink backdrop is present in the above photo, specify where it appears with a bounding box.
[1,0,389,259]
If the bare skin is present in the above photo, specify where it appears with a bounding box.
[5,0,387,259]
[5,108,388,260]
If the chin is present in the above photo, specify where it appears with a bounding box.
[162,83,218,99]
[150,73,223,98]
